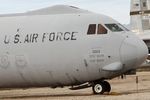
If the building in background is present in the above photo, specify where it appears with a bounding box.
[130,0,150,34]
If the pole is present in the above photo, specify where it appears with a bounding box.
[136,76,139,93]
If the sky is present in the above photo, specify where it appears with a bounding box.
[0,0,130,24]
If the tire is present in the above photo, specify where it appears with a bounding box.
[92,82,105,94]
[102,81,111,92]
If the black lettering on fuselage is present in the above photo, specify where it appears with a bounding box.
[30,34,32,43]
[49,32,55,41]
[4,35,10,44]
[56,32,63,41]
[24,34,30,43]
[4,31,77,45]
[64,32,70,40]
[14,34,20,44]
[71,32,77,40]
[24,34,38,43]
[32,34,38,43]
[42,33,46,42]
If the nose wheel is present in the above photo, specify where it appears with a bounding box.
[92,81,111,94]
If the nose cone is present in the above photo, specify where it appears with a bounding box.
[136,39,148,66]
[120,36,148,69]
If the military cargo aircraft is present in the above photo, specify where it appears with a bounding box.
[0,5,147,94]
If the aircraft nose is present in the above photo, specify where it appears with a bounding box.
[136,39,148,65]
[120,35,148,68]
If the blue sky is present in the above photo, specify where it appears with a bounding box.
[0,0,130,24]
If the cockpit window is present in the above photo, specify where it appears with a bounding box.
[118,23,130,31]
[97,24,108,34]
[87,24,96,35]
[105,24,124,32]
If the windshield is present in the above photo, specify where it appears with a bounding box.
[105,24,124,32]
[118,23,130,31]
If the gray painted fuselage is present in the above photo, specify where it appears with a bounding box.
[0,5,148,88]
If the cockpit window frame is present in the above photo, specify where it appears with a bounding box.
[87,24,108,35]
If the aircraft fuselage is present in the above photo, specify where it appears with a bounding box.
[0,6,147,91]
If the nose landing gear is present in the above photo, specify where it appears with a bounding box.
[92,81,111,94]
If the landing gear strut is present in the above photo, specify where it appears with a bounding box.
[92,81,111,94]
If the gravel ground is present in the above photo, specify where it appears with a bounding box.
[0,72,150,100]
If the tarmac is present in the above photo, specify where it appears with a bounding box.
[0,72,150,100]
